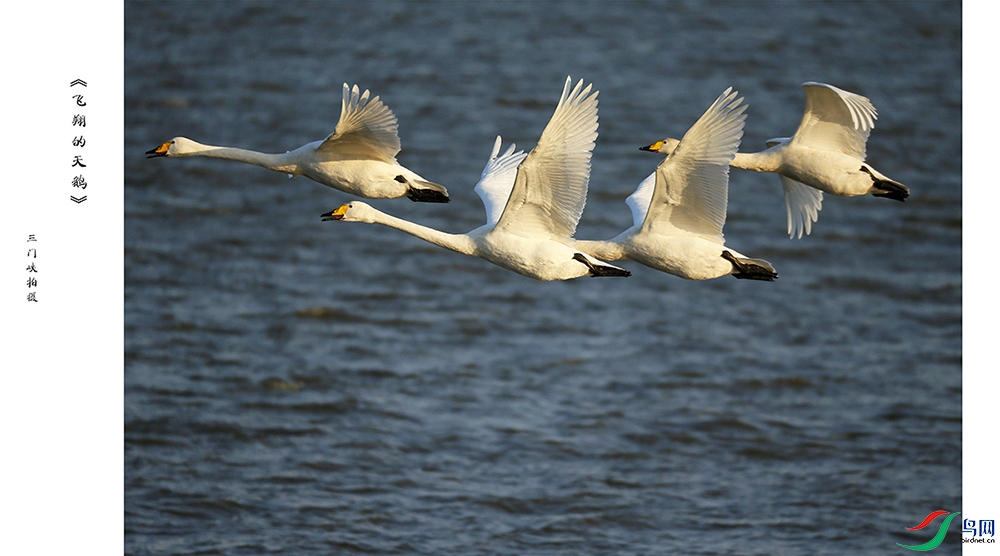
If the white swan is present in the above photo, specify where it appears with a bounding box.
[321,77,630,281]
[641,82,908,238]
[576,88,777,281]
[146,83,449,202]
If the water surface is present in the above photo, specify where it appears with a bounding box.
[125,2,961,554]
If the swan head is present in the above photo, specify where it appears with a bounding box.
[321,202,376,223]
[145,136,198,158]
[639,138,680,156]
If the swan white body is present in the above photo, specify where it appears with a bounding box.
[322,77,630,281]
[147,84,449,202]
[642,82,908,238]
[577,89,777,281]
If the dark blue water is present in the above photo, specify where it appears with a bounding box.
[125,2,961,554]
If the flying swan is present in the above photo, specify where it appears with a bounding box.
[576,88,777,281]
[146,84,449,202]
[321,77,630,281]
[640,82,908,238]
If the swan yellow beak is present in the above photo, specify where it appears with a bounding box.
[145,141,172,158]
[321,204,350,221]
[639,140,664,152]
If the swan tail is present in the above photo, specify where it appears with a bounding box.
[721,251,778,281]
[572,253,631,278]
[862,165,909,202]
[403,178,450,203]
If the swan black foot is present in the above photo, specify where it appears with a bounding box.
[722,250,778,281]
[399,176,450,203]
[406,187,451,203]
[871,182,909,202]
[861,167,909,202]
[573,253,631,278]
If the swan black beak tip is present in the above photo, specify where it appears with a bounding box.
[145,142,171,158]
[320,207,347,221]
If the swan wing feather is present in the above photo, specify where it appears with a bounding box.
[644,88,746,241]
[496,77,599,240]
[316,83,401,162]
[781,175,824,239]
[790,82,876,160]
[475,136,528,228]
[624,171,656,228]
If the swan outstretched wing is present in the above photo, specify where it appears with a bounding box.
[475,136,528,228]
[317,84,401,162]
[496,77,599,240]
[780,175,824,239]
[790,82,876,160]
[644,88,746,241]
[624,171,656,228]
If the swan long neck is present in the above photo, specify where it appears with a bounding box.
[574,239,627,261]
[731,150,782,173]
[180,142,299,174]
[369,208,477,256]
